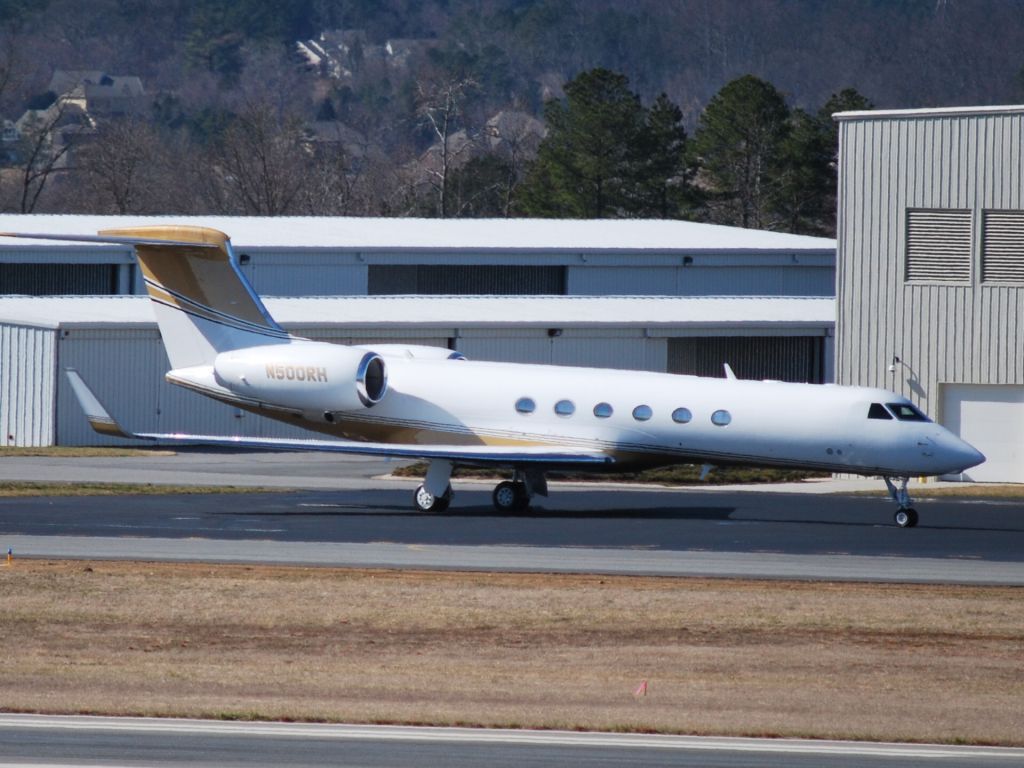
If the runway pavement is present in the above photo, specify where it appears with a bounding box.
[2,451,1023,583]
[2,715,1023,768]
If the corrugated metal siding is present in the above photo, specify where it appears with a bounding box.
[241,252,367,296]
[667,336,824,383]
[458,329,664,371]
[677,266,834,297]
[54,329,313,445]
[837,111,1024,419]
[0,323,56,446]
[568,266,834,296]
[368,265,566,295]
[568,267,678,295]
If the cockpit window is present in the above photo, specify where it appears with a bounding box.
[887,402,930,422]
[867,403,893,420]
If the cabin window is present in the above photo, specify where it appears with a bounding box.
[593,402,613,418]
[887,402,930,422]
[867,402,893,420]
[632,405,653,421]
[555,399,576,416]
[671,407,692,424]
[515,397,536,414]
[711,409,732,426]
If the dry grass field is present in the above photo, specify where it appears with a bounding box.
[2,560,1022,745]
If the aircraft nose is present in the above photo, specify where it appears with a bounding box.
[961,443,986,470]
[938,433,985,472]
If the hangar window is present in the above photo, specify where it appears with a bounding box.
[554,399,576,416]
[711,409,732,426]
[514,397,536,414]
[632,405,653,421]
[887,402,930,422]
[671,407,693,424]
[867,403,893,420]
[593,402,613,418]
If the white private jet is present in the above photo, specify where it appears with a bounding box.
[2,226,984,527]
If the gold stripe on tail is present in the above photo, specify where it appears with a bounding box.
[98,225,279,332]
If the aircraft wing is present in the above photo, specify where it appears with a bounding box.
[65,369,612,466]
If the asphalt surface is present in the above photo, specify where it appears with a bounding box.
[2,716,1023,768]
[2,452,1024,582]
[3,485,1023,558]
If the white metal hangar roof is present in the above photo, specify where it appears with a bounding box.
[0,215,835,255]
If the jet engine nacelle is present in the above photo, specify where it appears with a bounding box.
[213,343,387,411]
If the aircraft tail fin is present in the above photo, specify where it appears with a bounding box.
[97,225,289,369]
[0,226,288,369]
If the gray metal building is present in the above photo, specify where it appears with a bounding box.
[0,215,836,298]
[835,105,1024,481]
[0,295,834,447]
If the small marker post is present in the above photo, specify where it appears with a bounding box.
[633,680,648,697]
[5,548,11,566]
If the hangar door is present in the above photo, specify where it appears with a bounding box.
[668,337,825,383]
[941,384,1024,482]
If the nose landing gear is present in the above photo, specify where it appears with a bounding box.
[884,476,919,528]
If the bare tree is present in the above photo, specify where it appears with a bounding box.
[211,101,310,215]
[416,76,478,217]
[3,96,83,213]
[72,116,167,213]
[483,110,543,216]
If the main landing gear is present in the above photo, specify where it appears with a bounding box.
[491,469,546,513]
[412,461,547,513]
[884,476,919,528]
[413,482,451,513]
[413,459,454,513]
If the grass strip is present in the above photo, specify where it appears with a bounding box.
[393,462,828,486]
[1,560,1021,745]
[0,482,286,498]
[0,447,175,458]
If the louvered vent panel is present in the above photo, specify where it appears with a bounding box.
[982,210,1024,282]
[905,209,971,282]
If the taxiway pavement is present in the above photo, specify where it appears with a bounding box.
[2,715,1023,768]
[2,452,1023,583]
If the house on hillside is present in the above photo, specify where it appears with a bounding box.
[49,70,148,116]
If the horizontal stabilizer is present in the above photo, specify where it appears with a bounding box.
[65,369,132,438]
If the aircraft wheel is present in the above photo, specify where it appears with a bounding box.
[414,484,451,513]
[894,508,919,528]
[493,481,529,512]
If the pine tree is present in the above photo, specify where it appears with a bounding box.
[517,68,646,218]
[691,75,790,229]
[633,93,691,218]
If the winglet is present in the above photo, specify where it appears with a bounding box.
[723,363,737,380]
[65,368,136,439]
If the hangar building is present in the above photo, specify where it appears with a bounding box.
[0,215,835,298]
[0,295,833,446]
[835,105,1024,482]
